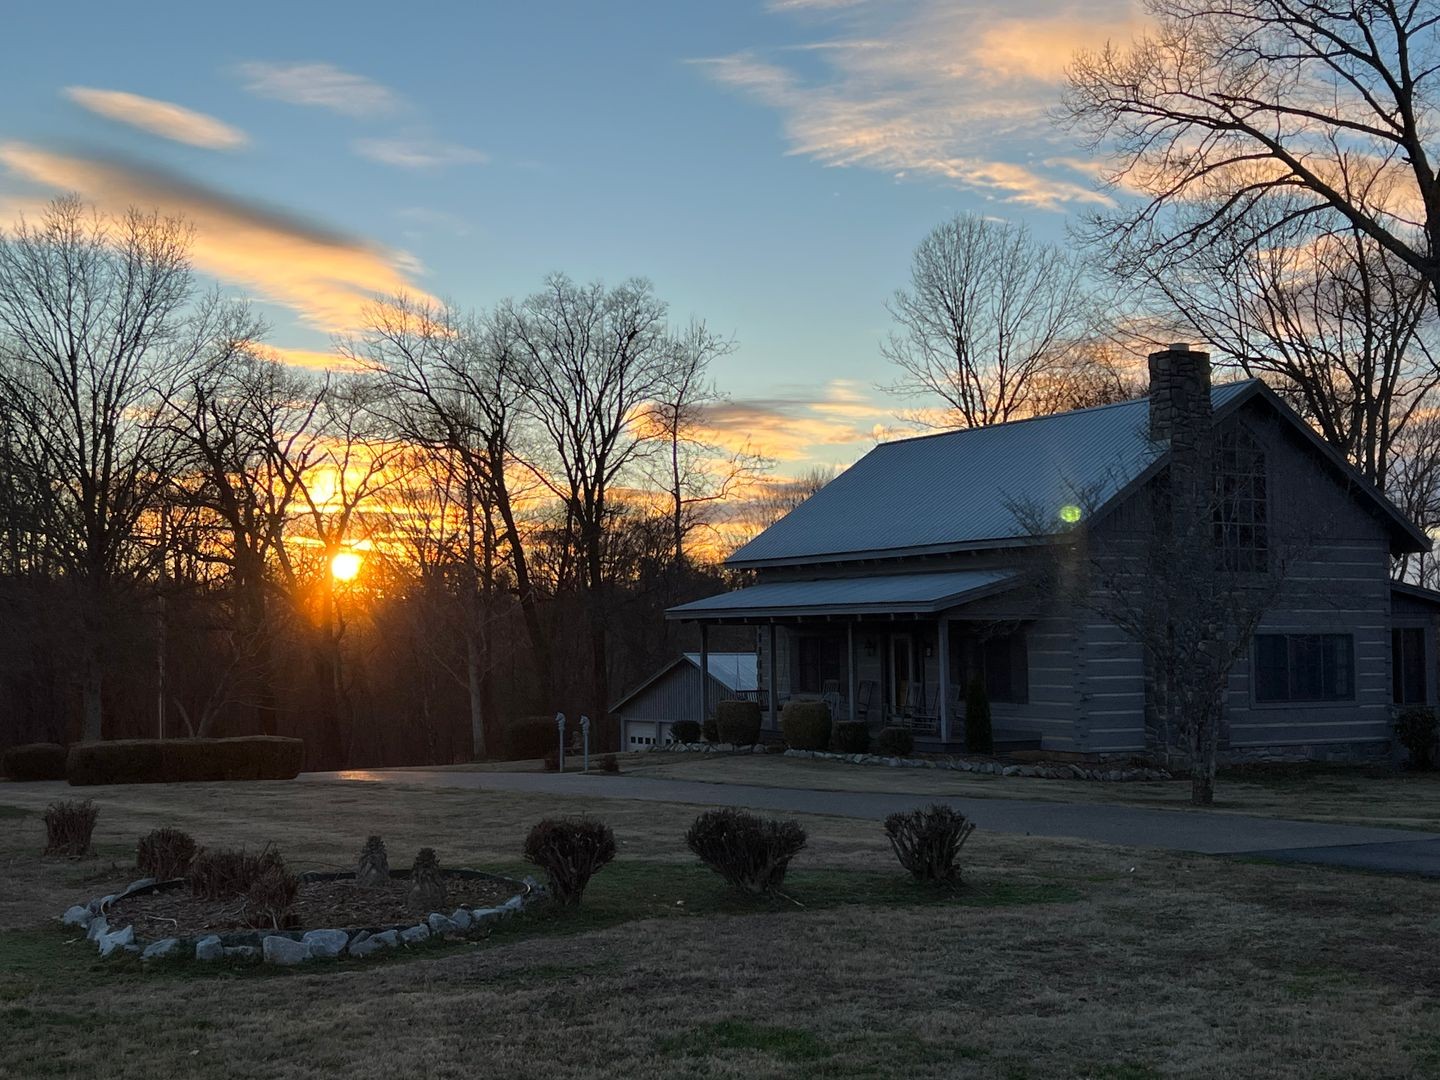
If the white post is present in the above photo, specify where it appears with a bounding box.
[847,621,858,723]
[938,618,951,744]
[555,712,566,772]
[699,623,710,727]
[767,623,779,730]
[581,715,590,771]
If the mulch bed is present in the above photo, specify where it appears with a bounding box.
[107,874,515,938]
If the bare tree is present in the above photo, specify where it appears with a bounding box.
[348,295,546,756]
[507,274,689,746]
[0,197,240,739]
[643,321,769,564]
[1063,0,1440,302]
[881,214,1096,428]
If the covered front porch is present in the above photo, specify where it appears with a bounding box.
[668,570,1039,748]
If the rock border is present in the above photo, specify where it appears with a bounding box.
[60,868,548,967]
[782,748,1172,782]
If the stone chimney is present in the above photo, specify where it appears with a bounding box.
[1148,343,1212,444]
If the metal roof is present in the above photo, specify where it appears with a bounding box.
[609,651,756,713]
[680,652,757,692]
[726,379,1428,567]
[667,569,1018,621]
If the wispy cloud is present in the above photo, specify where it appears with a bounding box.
[267,346,376,373]
[700,379,897,463]
[353,137,488,169]
[236,61,400,117]
[696,1,1144,209]
[64,87,247,150]
[0,143,432,332]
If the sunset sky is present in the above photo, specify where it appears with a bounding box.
[0,0,1140,473]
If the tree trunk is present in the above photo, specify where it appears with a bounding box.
[466,627,487,761]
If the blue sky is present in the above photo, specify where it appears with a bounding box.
[0,0,1140,471]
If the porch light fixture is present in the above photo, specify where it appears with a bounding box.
[1059,503,1083,524]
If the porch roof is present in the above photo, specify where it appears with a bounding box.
[666,569,1018,621]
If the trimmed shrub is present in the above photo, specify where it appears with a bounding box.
[715,700,762,746]
[702,716,719,743]
[136,827,197,881]
[65,737,303,786]
[529,817,619,904]
[833,722,871,754]
[356,835,390,887]
[781,700,831,751]
[874,727,914,757]
[671,720,702,744]
[44,799,98,856]
[407,848,446,912]
[1396,706,1439,770]
[884,804,976,884]
[189,846,285,901]
[2,743,67,781]
[600,753,620,774]
[246,865,300,929]
[685,808,807,896]
[964,676,994,755]
[523,816,617,905]
[501,717,558,761]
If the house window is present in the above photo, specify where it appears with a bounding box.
[953,627,1029,704]
[1214,427,1268,572]
[1392,627,1428,705]
[794,633,847,694]
[1254,633,1354,703]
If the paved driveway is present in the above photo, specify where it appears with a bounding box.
[304,767,1440,876]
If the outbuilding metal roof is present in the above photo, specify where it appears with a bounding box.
[679,652,757,693]
[667,569,1018,621]
[725,379,1428,567]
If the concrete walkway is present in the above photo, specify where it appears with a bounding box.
[304,767,1440,876]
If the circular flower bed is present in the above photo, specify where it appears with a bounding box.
[61,868,546,966]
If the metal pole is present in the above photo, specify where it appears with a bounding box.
[555,712,566,773]
[699,623,710,728]
[581,715,590,771]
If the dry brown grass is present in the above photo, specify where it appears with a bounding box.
[618,752,1440,831]
[1,779,1437,1079]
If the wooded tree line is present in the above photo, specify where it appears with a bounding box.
[0,198,764,764]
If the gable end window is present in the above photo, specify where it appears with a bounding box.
[1254,633,1354,703]
[1214,427,1268,572]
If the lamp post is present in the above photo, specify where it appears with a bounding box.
[581,715,590,771]
[555,712,566,772]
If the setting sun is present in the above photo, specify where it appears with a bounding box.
[330,550,362,582]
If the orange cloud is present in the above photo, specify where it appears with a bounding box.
[0,143,434,332]
[267,346,377,373]
[695,1,1142,209]
[65,88,248,150]
[697,379,897,463]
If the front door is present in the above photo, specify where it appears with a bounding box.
[890,633,914,711]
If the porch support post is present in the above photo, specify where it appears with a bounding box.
[699,622,710,726]
[938,616,951,744]
[767,623,779,730]
[847,621,858,723]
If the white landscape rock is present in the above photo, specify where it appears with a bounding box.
[448,909,473,932]
[302,929,349,959]
[61,905,92,930]
[400,924,431,945]
[141,938,180,961]
[426,913,460,936]
[224,945,260,962]
[194,935,223,962]
[85,917,109,943]
[262,935,311,966]
[96,924,134,958]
